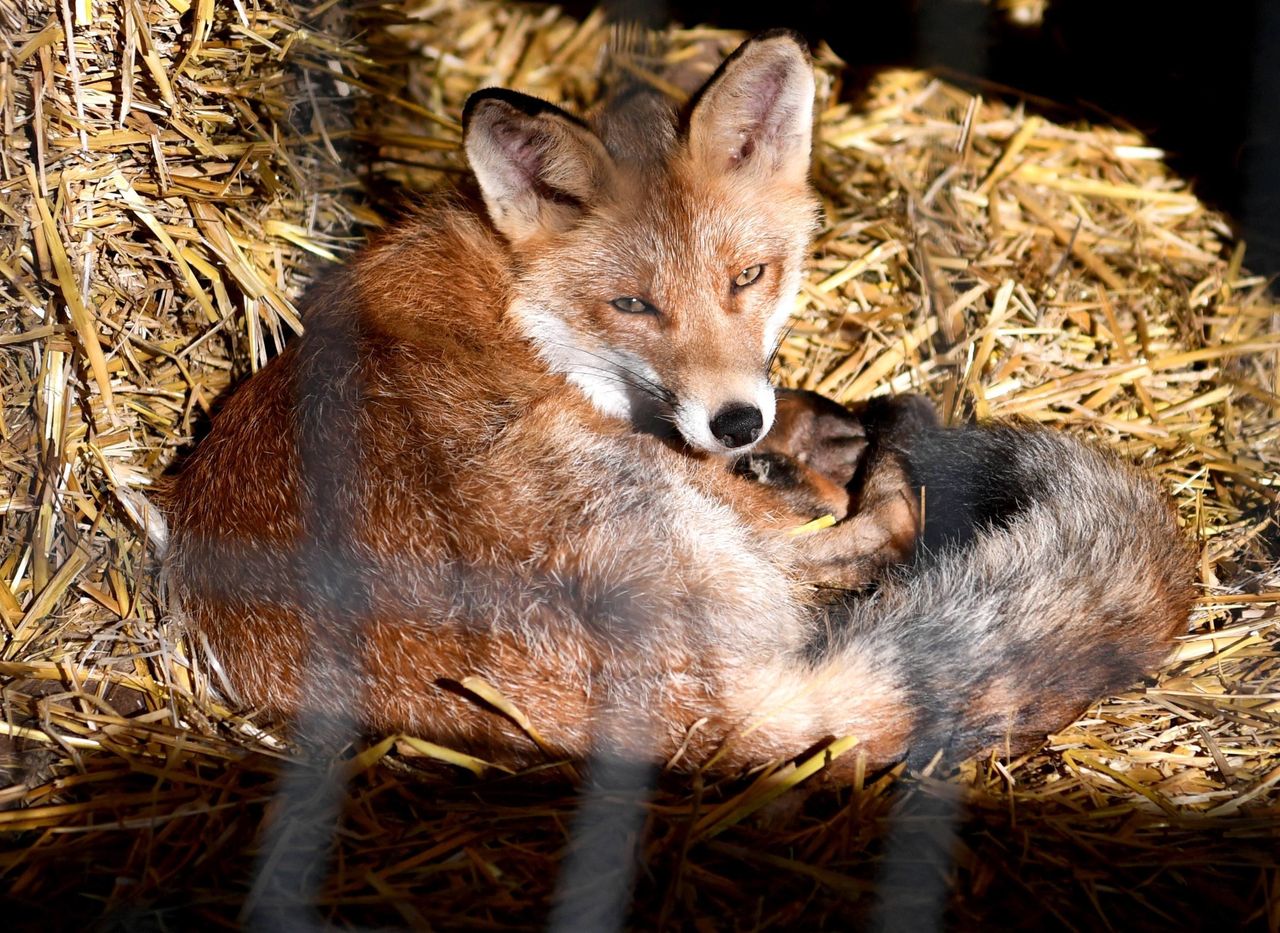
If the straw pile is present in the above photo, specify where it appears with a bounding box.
[2,0,1278,927]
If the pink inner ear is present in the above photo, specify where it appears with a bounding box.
[729,62,796,167]
[490,117,548,185]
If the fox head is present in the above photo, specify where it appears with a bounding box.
[463,32,818,454]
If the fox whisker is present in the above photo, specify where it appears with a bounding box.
[766,322,794,377]
[560,366,674,407]
[542,337,678,405]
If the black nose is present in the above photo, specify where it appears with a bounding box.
[710,404,764,449]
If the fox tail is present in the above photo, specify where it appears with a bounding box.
[815,423,1196,766]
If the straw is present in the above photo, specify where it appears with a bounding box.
[1,1,1277,927]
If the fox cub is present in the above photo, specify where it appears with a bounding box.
[160,32,1194,773]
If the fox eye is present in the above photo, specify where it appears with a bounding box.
[611,296,657,315]
[734,264,764,288]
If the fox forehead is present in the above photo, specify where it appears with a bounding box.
[523,164,815,305]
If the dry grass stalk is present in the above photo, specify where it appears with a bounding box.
[0,0,1277,927]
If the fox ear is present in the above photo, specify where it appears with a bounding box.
[463,90,613,243]
[686,31,814,186]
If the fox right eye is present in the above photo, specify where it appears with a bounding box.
[612,296,658,315]
[734,264,764,288]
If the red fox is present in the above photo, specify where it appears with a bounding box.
[159,31,1195,775]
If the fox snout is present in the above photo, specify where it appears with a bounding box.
[673,379,777,453]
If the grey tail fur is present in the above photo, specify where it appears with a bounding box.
[815,423,1196,768]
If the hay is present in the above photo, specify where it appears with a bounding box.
[1,0,1278,927]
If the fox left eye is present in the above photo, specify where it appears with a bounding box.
[734,264,764,288]
[612,296,658,315]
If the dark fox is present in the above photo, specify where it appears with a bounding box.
[158,32,1195,775]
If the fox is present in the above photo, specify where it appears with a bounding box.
[158,31,1196,775]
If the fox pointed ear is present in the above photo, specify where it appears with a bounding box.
[686,31,815,186]
[463,90,613,243]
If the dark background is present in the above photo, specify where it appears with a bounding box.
[570,0,1280,283]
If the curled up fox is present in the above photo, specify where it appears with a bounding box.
[159,31,1196,775]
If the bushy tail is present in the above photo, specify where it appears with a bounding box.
[811,424,1196,767]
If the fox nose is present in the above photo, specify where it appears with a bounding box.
[710,404,764,449]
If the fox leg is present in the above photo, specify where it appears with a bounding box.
[738,390,939,589]
[732,389,869,520]
[789,452,921,588]
[790,393,941,586]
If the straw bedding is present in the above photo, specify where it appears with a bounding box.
[1,0,1278,927]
